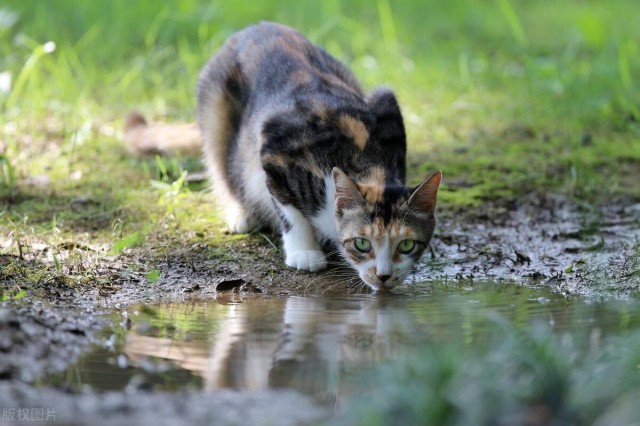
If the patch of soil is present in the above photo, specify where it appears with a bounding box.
[422,196,640,297]
[86,194,638,303]
[0,301,105,382]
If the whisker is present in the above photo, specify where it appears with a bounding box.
[321,276,359,295]
[346,279,367,295]
[306,270,356,288]
[302,264,361,295]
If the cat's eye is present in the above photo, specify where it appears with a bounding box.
[397,239,416,254]
[353,238,371,252]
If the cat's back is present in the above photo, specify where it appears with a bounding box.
[197,23,407,234]
[198,22,363,109]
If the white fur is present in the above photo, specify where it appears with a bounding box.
[310,175,338,243]
[280,204,328,272]
[375,236,393,277]
[354,257,377,288]
[237,118,281,228]
[223,203,257,234]
[216,109,284,233]
[241,152,278,227]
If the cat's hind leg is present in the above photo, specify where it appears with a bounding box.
[276,203,327,272]
[198,47,258,234]
[203,129,258,233]
[218,193,258,234]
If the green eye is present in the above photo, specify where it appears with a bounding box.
[397,239,416,254]
[354,238,371,252]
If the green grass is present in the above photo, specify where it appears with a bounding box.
[0,0,639,286]
[0,0,637,210]
[344,316,640,425]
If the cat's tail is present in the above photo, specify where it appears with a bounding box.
[123,111,202,156]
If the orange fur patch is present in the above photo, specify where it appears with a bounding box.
[302,149,325,177]
[307,99,333,121]
[356,166,386,203]
[338,115,369,151]
[201,91,235,168]
[262,153,288,169]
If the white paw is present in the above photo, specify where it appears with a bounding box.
[285,250,327,272]
[225,210,257,234]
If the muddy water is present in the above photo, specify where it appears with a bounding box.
[51,282,639,403]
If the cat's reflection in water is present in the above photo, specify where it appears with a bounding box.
[124,296,411,401]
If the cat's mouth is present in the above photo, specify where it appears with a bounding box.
[374,283,394,292]
[361,268,414,292]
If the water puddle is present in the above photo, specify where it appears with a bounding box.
[50,282,640,404]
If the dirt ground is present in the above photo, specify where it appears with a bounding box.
[82,194,639,303]
[1,195,639,425]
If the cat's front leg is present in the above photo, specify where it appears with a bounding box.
[277,203,327,272]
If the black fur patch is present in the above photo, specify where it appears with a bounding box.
[272,200,292,232]
[362,186,410,225]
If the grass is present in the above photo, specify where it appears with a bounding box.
[344,315,640,425]
[0,0,639,294]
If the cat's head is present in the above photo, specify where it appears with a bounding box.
[332,167,441,291]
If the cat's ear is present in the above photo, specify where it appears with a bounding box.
[367,88,405,142]
[407,171,442,214]
[368,88,402,120]
[368,88,407,177]
[332,167,364,211]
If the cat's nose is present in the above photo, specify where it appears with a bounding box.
[377,274,392,283]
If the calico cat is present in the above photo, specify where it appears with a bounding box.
[131,22,442,291]
[198,22,441,291]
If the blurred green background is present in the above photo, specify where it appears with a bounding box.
[0,0,639,221]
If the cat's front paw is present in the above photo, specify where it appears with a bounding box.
[285,250,327,272]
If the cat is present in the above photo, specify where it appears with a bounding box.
[127,22,442,291]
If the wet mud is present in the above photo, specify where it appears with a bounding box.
[0,302,105,383]
[1,196,639,425]
[423,196,640,296]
